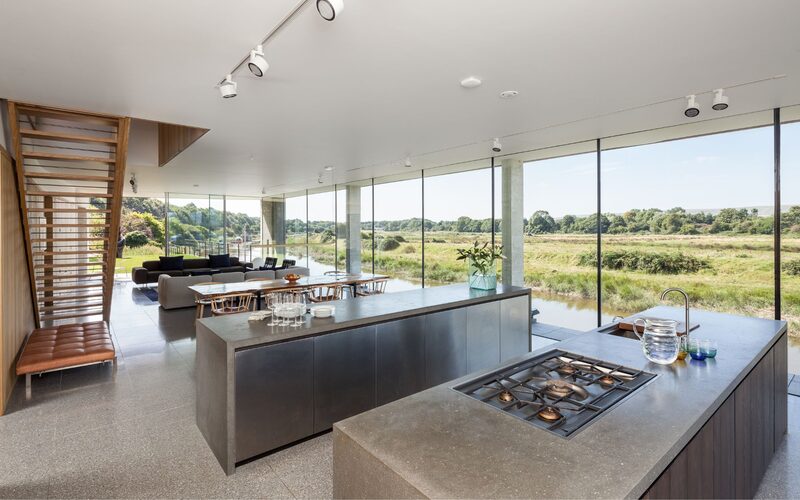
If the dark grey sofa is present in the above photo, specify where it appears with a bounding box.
[132,257,251,285]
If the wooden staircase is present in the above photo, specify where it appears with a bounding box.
[7,102,130,327]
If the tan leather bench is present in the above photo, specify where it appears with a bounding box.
[16,321,116,396]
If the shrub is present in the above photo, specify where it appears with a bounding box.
[379,237,401,251]
[784,259,800,276]
[394,235,407,243]
[124,231,149,248]
[578,249,710,274]
[402,244,416,254]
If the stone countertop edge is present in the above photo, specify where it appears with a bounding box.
[196,283,530,350]
[333,306,788,499]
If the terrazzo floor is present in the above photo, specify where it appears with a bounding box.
[0,281,797,498]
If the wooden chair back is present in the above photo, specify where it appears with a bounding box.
[357,278,388,297]
[210,293,254,316]
[308,284,343,303]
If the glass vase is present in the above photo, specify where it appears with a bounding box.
[468,258,497,290]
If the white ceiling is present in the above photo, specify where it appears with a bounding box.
[1,0,799,198]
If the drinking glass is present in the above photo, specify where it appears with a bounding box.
[281,294,292,326]
[294,294,307,327]
[267,293,281,326]
[700,339,718,358]
[688,339,706,360]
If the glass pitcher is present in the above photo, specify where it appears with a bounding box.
[631,318,680,365]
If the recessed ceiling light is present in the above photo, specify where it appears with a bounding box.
[317,0,343,21]
[324,165,334,172]
[499,90,519,99]
[405,156,412,168]
[460,76,482,89]
[193,184,199,187]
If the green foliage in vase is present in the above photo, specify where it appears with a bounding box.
[455,241,504,275]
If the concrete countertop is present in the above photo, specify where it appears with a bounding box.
[333,306,787,499]
[197,284,530,350]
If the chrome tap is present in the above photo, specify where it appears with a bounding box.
[660,288,690,337]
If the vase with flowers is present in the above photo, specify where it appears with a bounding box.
[455,241,504,290]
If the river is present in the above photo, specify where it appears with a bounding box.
[294,254,799,374]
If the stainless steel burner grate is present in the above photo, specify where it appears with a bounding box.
[452,349,656,438]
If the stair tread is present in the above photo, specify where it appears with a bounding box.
[39,302,105,312]
[38,292,105,302]
[19,128,117,145]
[26,191,114,198]
[22,151,116,163]
[24,172,115,182]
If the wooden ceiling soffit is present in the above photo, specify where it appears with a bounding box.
[157,122,209,167]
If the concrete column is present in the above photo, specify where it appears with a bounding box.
[345,185,362,274]
[501,159,524,286]
[261,198,286,256]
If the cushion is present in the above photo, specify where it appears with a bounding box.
[280,259,296,269]
[17,322,115,375]
[209,254,231,268]
[159,255,184,271]
[262,257,278,270]
[183,258,210,270]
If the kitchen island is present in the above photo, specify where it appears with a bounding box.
[195,284,531,474]
[333,306,788,499]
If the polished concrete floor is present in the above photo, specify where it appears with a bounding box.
[0,282,797,498]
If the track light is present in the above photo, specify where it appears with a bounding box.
[712,89,729,111]
[492,138,502,153]
[247,45,268,77]
[316,0,344,21]
[219,74,237,99]
[684,95,700,118]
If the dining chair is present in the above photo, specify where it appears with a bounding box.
[210,293,255,316]
[308,284,343,303]
[355,278,388,297]
[194,281,217,318]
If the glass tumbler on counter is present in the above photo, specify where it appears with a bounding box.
[632,318,680,365]
[700,339,718,359]
[688,339,707,360]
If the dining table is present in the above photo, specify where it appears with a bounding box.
[188,273,390,310]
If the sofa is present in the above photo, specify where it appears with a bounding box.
[157,267,310,310]
[132,256,251,285]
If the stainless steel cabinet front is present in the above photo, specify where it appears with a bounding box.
[234,338,314,462]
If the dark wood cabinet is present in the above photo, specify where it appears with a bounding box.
[642,333,787,499]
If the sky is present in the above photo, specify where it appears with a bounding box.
[237,121,800,222]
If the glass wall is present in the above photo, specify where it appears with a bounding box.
[521,142,599,330]
[166,194,221,258]
[118,196,166,275]
[601,122,774,323]
[306,187,336,274]
[336,180,373,275]
[423,165,493,287]
[374,173,422,291]
[781,113,800,373]
[284,191,308,268]
[225,196,262,262]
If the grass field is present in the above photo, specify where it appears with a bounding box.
[298,231,800,336]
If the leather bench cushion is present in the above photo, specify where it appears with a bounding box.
[16,321,115,375]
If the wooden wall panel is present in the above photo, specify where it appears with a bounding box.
[157,122,208,167]
[0,146,36,415]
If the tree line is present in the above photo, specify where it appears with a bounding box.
[286,206,800,236]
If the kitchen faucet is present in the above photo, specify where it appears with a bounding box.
[660,288,690,336]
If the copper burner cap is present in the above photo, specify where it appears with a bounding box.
[498,390,514,403]
[598,375,616,386]
[537,406,562,422]
[556,364,577,375]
